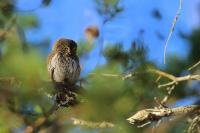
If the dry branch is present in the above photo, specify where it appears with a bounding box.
[89,69,200,87]
[188,60,200,70]
[89,72,134,80]
[149,69,200,88]
[127,105,200,128]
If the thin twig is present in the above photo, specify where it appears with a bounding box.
[89,69,200,86]
[149,69,177,82]
[163,0,183,64]
[188,60,200,70]
[89,72,135,80]
[89,72,121,78]
[149,69,200,88]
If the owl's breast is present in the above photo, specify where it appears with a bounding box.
[49,53,80,84]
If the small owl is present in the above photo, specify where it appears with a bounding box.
[47,38,81,87]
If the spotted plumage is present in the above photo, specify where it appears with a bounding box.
[47,38,81,86]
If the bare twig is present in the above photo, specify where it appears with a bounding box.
[149,69,177,82]
[89,72,135,80]
[149,69,200,88]
[71,117,115,128]
[188,60,200,71]
[161,86,175,104]
[127,105,200,128]
[163,0,183,64]
[89,72,121,78]
[89,69,200,87]
[148,69,199,104]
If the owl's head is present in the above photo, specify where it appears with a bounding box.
[53,38,78,55]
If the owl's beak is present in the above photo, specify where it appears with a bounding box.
[66,49,71,55]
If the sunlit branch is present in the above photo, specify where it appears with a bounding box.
[188,60,200,70]
[127,105,200,128]
[89,72,135,80]
[149,69,200,88]
[89,72,121,78]
[89,69,200,86]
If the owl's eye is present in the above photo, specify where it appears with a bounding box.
[58,44,63,49]
[70,46,76,51]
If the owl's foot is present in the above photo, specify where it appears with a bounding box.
[55,90,77,107]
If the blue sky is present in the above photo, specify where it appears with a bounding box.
[16,0,200,70]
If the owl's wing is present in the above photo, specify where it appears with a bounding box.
[50,68,55,82]
[47,53,57,82]
[75,55,81,77]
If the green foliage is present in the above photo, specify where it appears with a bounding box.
[75,43,165,132]
[0,0,14,18]
[188,28,200,64]
[17,15,39,29]
[0,0,199,133]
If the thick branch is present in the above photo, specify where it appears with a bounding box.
[127,105,200,128]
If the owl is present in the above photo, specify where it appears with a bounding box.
[47,38,81,87]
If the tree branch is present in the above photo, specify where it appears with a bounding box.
[89,69,200,87]
[188,60,200,70]
[127,105,200,128]
[149,69,200,88]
